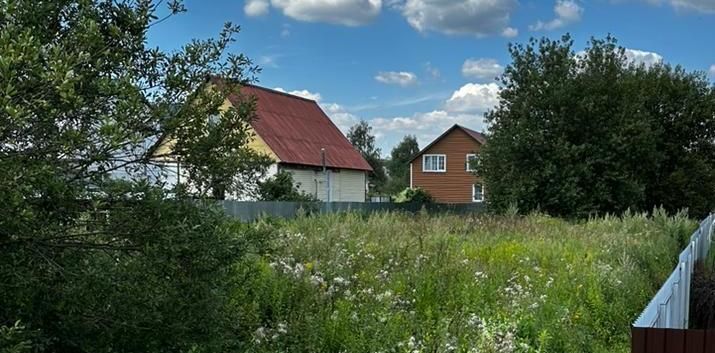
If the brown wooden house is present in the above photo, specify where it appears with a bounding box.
[409,124,486,203]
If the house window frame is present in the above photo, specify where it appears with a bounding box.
[422,154,447,173]
[466,153,478,172]
[472,183,485,203]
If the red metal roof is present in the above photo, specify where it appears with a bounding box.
[229,84,373,171]
[459,125,487,144]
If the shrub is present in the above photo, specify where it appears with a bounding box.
[0,185,263,352]
[257,171,319,202]
[394,187,434,204]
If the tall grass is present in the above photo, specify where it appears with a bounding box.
[233,210,694,353]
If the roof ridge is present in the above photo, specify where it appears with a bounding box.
[243,84,316,102]
[458,124,486,137]
[408,124,486,163]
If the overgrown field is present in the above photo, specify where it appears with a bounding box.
[234,211,694,353]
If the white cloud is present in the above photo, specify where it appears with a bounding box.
[245,0,270,16]
[273,87,322,101]
[530,0,583,31]
[258,54,282,68]
[365,82,497,151]
[272,87,358,132]
[375,71,418,86]
[575,48,663,68]
[624,48,663,67]
[670,0,715,12]
[708,64,715,78]
[642,0,715,13]
[399,0,518,37]
[425,62,441,79]
[280,24,291,37]
[502,26,519,38]
[445,83,500,113]
[269,0,382,26]
[322,102,360,133]
[370,110,488,152]
[268,84,493,154]
[462,58,503,80]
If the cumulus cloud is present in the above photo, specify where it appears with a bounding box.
[575,48,663,68]
[366,82,498,151]
[268,0,382,26]
[273,87,322,101]
[624,49,663,67]
[375,71,418,86]
[322,102,360,132]
[399,0,518,37]
[708,64,715,78]
[244,0,270,16]
[370,110,488,152]
[530,0,583,31]
[269,84,495,154]
[462,58,503,80]
[445,83,500,113]
[272,87,358,132]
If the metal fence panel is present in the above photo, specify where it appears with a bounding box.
[633,213,715,329]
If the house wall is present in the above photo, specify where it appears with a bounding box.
[153,98,279,161]
[411,128,482,203]
[284,166,366,202]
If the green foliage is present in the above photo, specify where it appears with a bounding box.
[231,211,693,353]
[481,34,715,218]
[348,121,387,194]
[386,135,420,194]
[0,322,40,353]
[0,0,271,351]
[394,187,434,204]
[1,184,253,352]
[257,171,319,202]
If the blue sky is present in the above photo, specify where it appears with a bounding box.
[148,0,715,155]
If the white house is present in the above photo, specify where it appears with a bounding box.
[150,83,373,202]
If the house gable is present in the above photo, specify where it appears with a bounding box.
[410,125,484,203]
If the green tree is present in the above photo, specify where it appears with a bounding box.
[386,135,420,194]
[0,0,270,351]
[257,171,318,202]
[480,34,715,217]
[347,120,387,194]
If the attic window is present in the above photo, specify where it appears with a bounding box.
[423,154,446,172]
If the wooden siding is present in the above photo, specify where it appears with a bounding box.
[411,128,482,203]
[632,327,715,353]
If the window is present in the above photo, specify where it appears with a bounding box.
[472,183,485,202]
[422,154,446,172]
[466,153,479,172]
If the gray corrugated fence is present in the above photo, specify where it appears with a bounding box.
[221,201,486,222]
[633,213,715,329]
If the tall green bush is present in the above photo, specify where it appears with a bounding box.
[481,34,715,218]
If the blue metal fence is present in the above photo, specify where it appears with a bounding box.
[633,213,715,329]
[221,201,486,222]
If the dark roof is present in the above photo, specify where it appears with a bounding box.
[409,124,486,163]
[229,84,373,171]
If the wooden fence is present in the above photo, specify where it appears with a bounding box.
[221,201,486,222]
